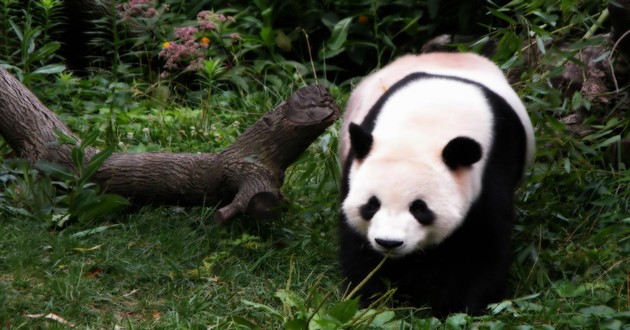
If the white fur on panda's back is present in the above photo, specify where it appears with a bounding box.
[369,79,493,162]
[339,52,534,167]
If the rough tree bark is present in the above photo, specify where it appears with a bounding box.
[0,67,340,223]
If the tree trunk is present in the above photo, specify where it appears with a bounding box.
[0,67,340,223]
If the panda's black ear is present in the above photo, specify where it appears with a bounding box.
[442,136,482,170]
[349,123,373,160]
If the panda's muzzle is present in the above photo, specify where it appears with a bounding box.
[374,238,404,249]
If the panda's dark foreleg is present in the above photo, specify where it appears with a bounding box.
[429,187,515,317]
[424,243,511,317]
[433,253,510,316]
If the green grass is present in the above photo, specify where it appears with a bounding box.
[0,206,342,328]
[1,108,628,328]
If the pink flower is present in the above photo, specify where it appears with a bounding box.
[186,58,205,71]
[199,20,217,31]
[116,0,157,20]
[175,26,199,41]
[159,38,206,72]
[159,42,190,69]
[144,7,157,18]
[215,13,227,23]
[197,10,211,20]
[196,10,236,31]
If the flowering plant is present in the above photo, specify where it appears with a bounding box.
[116,0,160,20]
[115,1,242,80]
[158,10,241,78]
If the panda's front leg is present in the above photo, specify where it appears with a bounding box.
[428,257,509,317]
[428,214,513,316]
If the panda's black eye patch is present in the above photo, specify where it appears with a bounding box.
[359,196,380,221]
[410,199,434,225]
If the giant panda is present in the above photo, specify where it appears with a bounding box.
[338,52,535,317]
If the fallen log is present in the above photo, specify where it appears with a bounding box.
[0,67,340,223]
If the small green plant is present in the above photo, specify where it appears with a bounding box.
[0,158,54,219]
[40,130,130,226]
[1,0,17,58]
[0,131,128,227]
[0,0,65,86]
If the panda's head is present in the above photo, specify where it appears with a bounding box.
[342,123,483,257]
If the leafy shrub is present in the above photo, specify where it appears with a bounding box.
[0,0,66,86]
[0,132,129,227]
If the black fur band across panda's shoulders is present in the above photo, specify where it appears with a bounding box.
[358,71,523,134]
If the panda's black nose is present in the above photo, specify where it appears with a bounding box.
[375,238,403,249]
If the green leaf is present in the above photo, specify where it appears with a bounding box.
[489,300,513,314]
[285,318,308,330]
[532,11,558,26]
[260,7,272,26]
[26,41,59,66]
[260,26,273,47]
[594,135,620,149]
[8,18,24,41]
[52,213,71,227]
[0,204,34,218]
[241,300,284,320]
[70,224,121,238]
[312,318,340,329]
[571,91,583,110]
[393,16,422,38]
[514,293,540,301]
[53,128,79,146]
[71,147,85,177]
[445,313,469,329]
[370,310,395,326]
[488,8,517,25]
[24,29,41,56]
[591,196,618,207]
[230,315,259,329]
[320,17,353,59]
[74,193,129,223]
[580,305,615,317]
[500,55,518,70]
[80,130,100,149]
[34,160,74,181]
[328,299,359,323]
[555,282,588,298]
[32,63,66,75]
[427,0,439,18]
[275,289,304,309]
[81,146,114,186]
[536,35,547,55]
[320,47,345,60]
[327,17,352,51]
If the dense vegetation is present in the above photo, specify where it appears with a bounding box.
[1,0,628,328]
